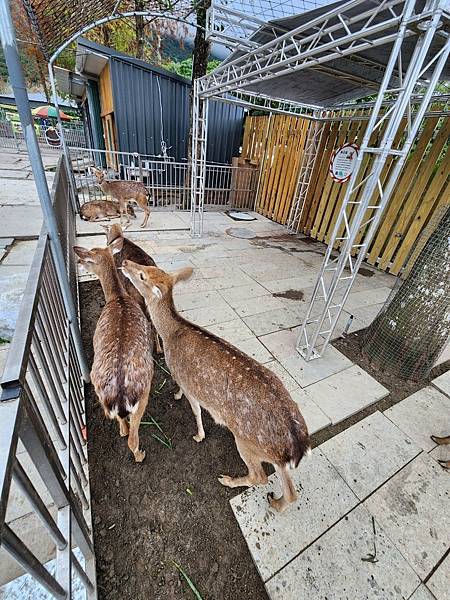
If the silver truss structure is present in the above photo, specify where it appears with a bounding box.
[191,80,209,237]
[193,0,450,359]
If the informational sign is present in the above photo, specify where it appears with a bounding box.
[329,142,359,183]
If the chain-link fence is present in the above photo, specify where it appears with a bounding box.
[363,204,450,380]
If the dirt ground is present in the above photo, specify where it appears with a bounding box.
[80,281,269,600]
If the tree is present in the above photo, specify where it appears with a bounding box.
[362,205,450,380]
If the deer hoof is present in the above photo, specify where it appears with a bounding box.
[134,449,146,463]
[218,475,234,488]
[193,433,205,443]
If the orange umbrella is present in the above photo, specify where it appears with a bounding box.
[32,105,72,120]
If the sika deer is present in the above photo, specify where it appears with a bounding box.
[93,168,150,228]
[101,223,163,354]
[80,199,135,222]
[121,262,310,512]
[73,243,153,462]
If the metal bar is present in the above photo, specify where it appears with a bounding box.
[12,459,67,550]
[2,524,66,600]
[0,395,22,531]
[0,1,90,382]
[71,549,95,592]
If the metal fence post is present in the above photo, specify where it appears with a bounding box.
[0,0,90,382]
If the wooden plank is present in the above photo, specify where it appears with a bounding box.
[304,120,340,235]
[99,63,114,117]
[266,115,291,219]
[299,121,331,232]
[275,118,307,223]
[318,119,360,242]
[366,117,440,266]
[377,117,450,270]
[256,115,277,215]
[390,150,450,274]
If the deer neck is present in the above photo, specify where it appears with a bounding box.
[145,291,180,341]
[98,256,126,302]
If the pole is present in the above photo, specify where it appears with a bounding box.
[0,0,90,382]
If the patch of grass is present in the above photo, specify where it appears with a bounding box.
[0,337,9,345]
[171,560,203,600]
[140,416,173,449]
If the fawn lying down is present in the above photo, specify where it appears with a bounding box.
[101,223,163,353]
[74,243,154,462]
[80,199,135,222]
[121,262,310,512]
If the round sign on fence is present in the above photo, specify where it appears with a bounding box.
[329,142,359,182]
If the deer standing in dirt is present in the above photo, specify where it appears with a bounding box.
[73,243,153,462]
[80,199,135,222]
[93,168,150,228]
[101,223,163,354]
[121,262,310,512]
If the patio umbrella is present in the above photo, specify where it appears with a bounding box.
[32,105,72,121]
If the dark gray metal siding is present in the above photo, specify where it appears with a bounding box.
[110,58,243,163]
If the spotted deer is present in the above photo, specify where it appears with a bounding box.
[121,261,311,512]
[101,223,163,354]
[73,243,153,462]
[93,168,150,228]
[80,199,135,222]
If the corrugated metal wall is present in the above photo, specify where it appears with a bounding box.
[110,58,243,163]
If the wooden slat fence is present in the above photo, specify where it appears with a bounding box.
[240,110,449,274]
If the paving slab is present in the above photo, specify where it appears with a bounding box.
[279,346,354,388]
[207,318,254,344]
[180,303,237,328]
[232,337,273,364]
[0,343,9,376]
[264,361,299,392]
[385,386,450,452]
[219,282,272,305]
[174,289,226,312]
[1,240,37,266]
[230,448,358,582]
[0,265,30,340]
[0,205,43,238]
[243,307,300,337]
[408,585,437,600]
[320,411,421,500]
[365,452,450,580]
[261,274,319,294]
[230,295,285,318]
[290,388,331,435]
[266,505,421,600]
[432,370,450,397]
[345,286,392,311]
[427,554,450,600]
[304,365,389,424]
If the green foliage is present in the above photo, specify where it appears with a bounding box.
[163,57,221,79]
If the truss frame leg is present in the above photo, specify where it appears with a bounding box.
[287,112,325,233]
[297,0,450,361]
[190,80,208,238]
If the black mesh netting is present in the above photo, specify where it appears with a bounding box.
[363,204,450,381]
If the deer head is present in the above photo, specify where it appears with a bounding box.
[121,261,192,303]
[73,241,123,276]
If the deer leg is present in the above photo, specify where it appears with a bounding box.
[138,193,150,228]
[267,464,298,513]
[218,438,267,489]
[185,395,205,442]
[431,434,450,445]
[174,388,183,400]
[128,388,149,463]
[117,416,129,437]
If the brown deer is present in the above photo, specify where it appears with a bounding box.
[80,199,135,222]
[101,223,163,354]
[73,243,153,462]
[431,434,450,469]
[93,168,150,228]
[121,261,310,512]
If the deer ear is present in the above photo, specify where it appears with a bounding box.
[171,267,193,285]
[110,237,124,254]
[152,285,163,299]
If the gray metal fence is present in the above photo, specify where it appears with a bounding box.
[0,118,87,151]
[0,159,96,598]
[69,147,259,211]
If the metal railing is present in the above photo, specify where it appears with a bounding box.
[0,159,96,598]
[0,118,87,151]
[68,147,258,211]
